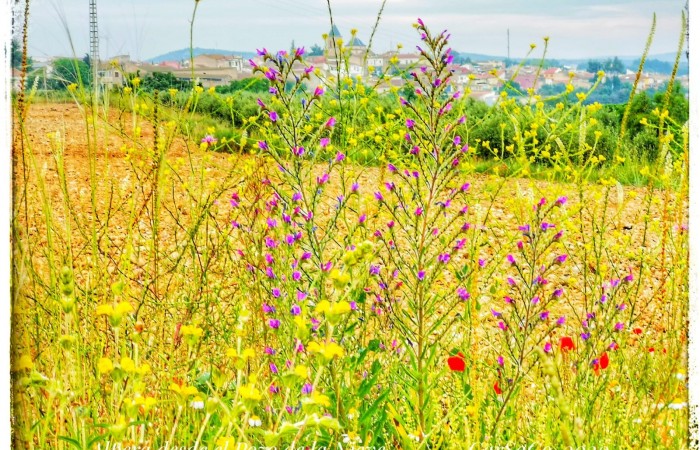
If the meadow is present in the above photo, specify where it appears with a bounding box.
[10,10,690,450]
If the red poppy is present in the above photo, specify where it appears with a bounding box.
[633,327,643,335]
[494,382,502,395]
[447,352,466,372]
[560,336,575,352]
[648,347,655,353]
[600,352,609,369]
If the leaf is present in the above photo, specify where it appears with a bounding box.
[57,436,83,450]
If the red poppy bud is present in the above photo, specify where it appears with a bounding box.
[600,352,609,369]
[447,352,466,372]
[560,336,575,352]
[633,327,643,335]
[494,382,502,395]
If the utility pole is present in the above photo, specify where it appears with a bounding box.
[507,28,510,75]
[89,0,100,99]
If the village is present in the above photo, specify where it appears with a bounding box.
[15,25,689,104]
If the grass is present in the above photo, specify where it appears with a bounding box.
[10,4,690,449]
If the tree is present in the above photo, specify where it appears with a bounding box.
[308,44,324,56]
[11,38,33,71]
[49,58,91,89]
[141,71,190,92]
[587,60,603,73]
[604,57,625,74]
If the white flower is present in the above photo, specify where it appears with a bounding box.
[668,401,687,410]
[342,433,362,444]
[248,416,262,427]
[190,398,205,410]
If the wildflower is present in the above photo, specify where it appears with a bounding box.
[325,117,336,128]
[494,382,503,395]
[268,319,281,329]
[417,270,426,281]
[540,311,549,320]
[554,254,568,264]
[544,342,553,353]
[302,383,313,394]
[633,327,643,335]
[290,304,301,316]
[374,191,384,202]
[447,352,466,372]
[97,357,113,375]
[560,336,575,351]
[506,254,516,265]
[497,355,504,366]
[457,287,470,301]
[415,206,423,216]
[269,111,278,122]
[438,253,450,264]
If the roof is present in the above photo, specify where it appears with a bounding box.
[328,25,342,38]
[348,37,365,47]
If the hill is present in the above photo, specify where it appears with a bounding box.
[147,47,256,63]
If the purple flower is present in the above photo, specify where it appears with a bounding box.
[453,135,461,146]
[320,137,330,148]
[292,146,305,157]
[265,266,276,279]
[297,291,308,301]
[555,254,568,264]
[351,182,359,192]
[531,296,540,305]
[267,218,277,228]
[201,135,217,145]
[556,316,566,326]
[316,173,329,185]
[504,296,513,304]
[302,383,313,394]
[457,288,470,301]
[258,140,269,151]
[410,146,420,155]
[264,347,276,355]
[417,270,426,281]
[518,224,531,234]
[292,271,301,281]
[507,277,516,286]
[552,288,564,298]
[272,288,281,298]
[580,332,591,341]
[325,117,336,128]
[321,261,333,272]
[374,191,384,202]
[268,319,280,329]
[369,264,381,276]
[415,206,423,216]
[269,86,278,95]
[265,236,278,248]
[358,214,366,224]
[497,355,504,366]
[270,363,278,374]
[555,196,567,206]
[335,152,345,162]
[256,48,268,57]
[387,220,394,229]
[541,222,556,231]
[269,384,279,394]
[385,182,395,191]
[540,311,550,320]
[614,322,624,331]
[314,86,324,97]
[438,253,450,264]
[624,273,634,283]
[479,259,486,267]
[263,303,276,314]
[269,111,278,122]
[406,119,415,129]
[544,342,553,353]
[290,304,301,316]
[507,254,516,265]
[491,308,502,318]
[301,252,312,260]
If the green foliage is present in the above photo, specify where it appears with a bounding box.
[48,58,91,90]
[141,71,190,92]
[215,77,271,94]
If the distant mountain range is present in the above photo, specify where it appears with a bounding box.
[147,47,257,63]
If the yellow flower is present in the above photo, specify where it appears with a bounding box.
[120,356,136,373]
[308,341,344,361]
[168,88,178,96]
[131,77,141,87]
[294,365,309,379]
[67,83,78,92]
[238,383,262,401]
[170,383,199,397]
[311,393,331,407]
[98,357,113,374]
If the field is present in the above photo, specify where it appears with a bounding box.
[11,18,690,450]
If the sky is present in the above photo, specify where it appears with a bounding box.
[17,0,689,62]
